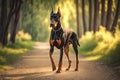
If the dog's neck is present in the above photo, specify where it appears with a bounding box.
[52,21,62,31]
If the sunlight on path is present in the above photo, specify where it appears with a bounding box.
[33,42,49,49]
[0,42,120,80]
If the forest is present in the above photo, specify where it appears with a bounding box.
[0,0,120,74]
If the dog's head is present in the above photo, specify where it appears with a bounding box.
[50,8,61,28]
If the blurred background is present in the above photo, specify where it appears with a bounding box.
[0,0,120,43]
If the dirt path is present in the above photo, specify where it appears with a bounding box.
[0,43,120,80]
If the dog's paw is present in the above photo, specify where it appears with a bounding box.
[66,68,69,71]
[74,68,78,71]
[56,70,61,73]
[52,67,56,71]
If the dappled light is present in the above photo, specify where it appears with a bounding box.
[0,0,120,79]
[16,30,32,41]
[55,0,76,29]
[79,26,120,64]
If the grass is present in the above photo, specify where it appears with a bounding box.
[76,26,120,74]
[0,40,33,72]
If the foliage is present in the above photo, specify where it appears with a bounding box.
[0,40,33,64]
[16,30,32,41]
[22,0,50,41]
[21,0,79,41]
[78,26,120,65]
[0,30,33,72]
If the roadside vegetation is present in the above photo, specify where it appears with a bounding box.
[0,31,33,72]
[78,26,120,74]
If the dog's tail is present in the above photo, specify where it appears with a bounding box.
[74,32,80,46]
[70,32,80,47]
[77,38,80,46]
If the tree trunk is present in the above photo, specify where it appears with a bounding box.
[76,0,81,38]
[93,0,100,33]
[82,0,87,34]
[10,0,22,43]
[101,0,106,27]
[0,0,7,45]
[89,0,93,31]
[2,0,16,46]
[111,0,120,31]
[106,0,113,30]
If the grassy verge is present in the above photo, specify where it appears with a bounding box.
[75,27,120,74]
[0,40,33,72]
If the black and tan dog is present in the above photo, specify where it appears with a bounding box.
[49,8,80,73]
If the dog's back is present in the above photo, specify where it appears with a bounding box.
[63,29,80,47]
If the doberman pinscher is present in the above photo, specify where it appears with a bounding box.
[49,8,80,73]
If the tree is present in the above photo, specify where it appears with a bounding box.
[82,0,87,34]
[89,0,93,31]
[10,0,22,43]
[111,0,120,31]
[0,0,22,45]
[93,0,100,33]
[76,0,81,37]
[106,0,113,30]
[101,0,106,27]
[0,0,7,45]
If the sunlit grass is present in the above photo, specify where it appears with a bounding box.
[0,41,33,72]
[0,40,33,64]
[0,30,33,72]
[82,55,102,61]
[78,26,120,64]
[16,30,32,41]
[0,65,13,72]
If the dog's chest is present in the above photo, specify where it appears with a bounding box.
[50,30,64,48]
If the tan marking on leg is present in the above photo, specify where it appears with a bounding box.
[56,39,61,46]
[50,40,54,46]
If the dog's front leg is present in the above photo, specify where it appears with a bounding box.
[49,46,56,71]
[56,48,63,73]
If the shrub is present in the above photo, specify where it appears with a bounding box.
[78,26,120,65]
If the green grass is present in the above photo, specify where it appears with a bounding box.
[0,40,33,72]
[76,26,120,73]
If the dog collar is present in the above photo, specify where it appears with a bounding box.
[52,27,62,32]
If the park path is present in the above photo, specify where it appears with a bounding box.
[0,43,120,80]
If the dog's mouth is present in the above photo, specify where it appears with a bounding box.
[50,22,58,28]
[50,24,54,27]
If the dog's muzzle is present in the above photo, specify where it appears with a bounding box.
[50,24,54,27]
[50,19,55,27]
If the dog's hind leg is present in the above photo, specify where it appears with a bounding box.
[72,43,79,71]
[49,46,56,71]
[64,43,71,71]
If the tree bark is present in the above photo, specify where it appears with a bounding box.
[82,0,87,34]
[76,0,81,38]
[106,0,113,30]
[93,0,100,33]
[111,0,120,31]
[89,0,93,31]
[0,0,7,45]
[101,0,106,27]
[10,0,22,43]
[2,0,16,46]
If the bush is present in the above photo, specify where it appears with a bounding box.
[16,30,32,41]
[78,26,120,64]
[0,40,33,65]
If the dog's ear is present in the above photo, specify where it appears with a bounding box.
[57,8,61,17]
[51,8,53,14]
